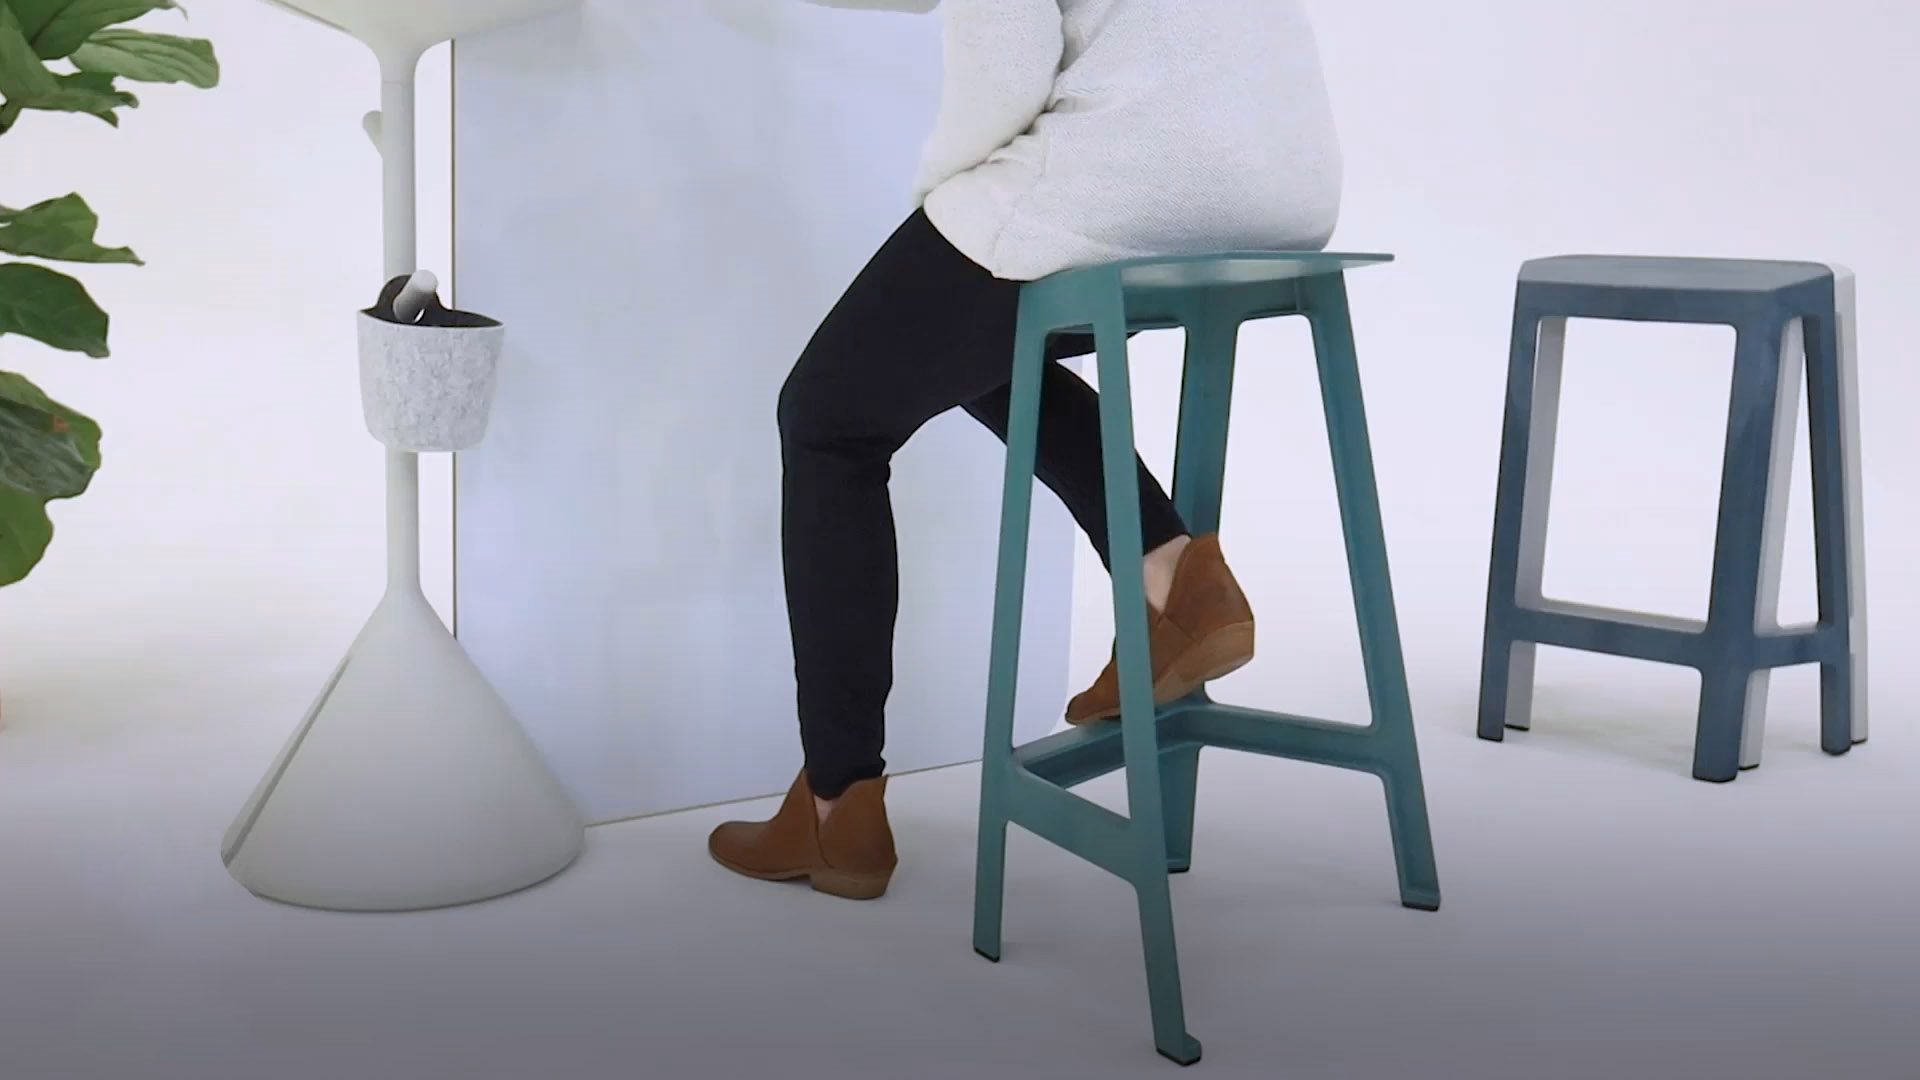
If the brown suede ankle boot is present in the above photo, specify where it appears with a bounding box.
[708,771,897,900]
[1065,534,1256,725]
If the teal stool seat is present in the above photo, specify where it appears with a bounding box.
[973,252,1442,1066]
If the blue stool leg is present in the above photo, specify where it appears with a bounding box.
[1479,310,1568,739]
[1834,270,1869,747]
[1158,299,1243,874]
[1738,317,1809,770]
[973,296,1051,963]
[1090,277,1201,1067]
[1805,282,1863,756]
[1695,316,1791,783]
[1304,273,1441,912]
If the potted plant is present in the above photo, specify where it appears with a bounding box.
[0,1,218,590]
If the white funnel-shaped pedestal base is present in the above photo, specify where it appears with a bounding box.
[223,589,584,911]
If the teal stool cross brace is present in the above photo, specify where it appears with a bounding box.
[972,253,1442,1066]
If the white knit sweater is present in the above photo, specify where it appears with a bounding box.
[823,0,1345,281]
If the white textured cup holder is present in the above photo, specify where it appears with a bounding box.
[358,272,505,452]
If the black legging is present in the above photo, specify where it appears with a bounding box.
[778,209,1189,799]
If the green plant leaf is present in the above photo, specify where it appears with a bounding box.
[0,5,59,109]
[52,69,139,122]
[0,194,141,264]
[0,11,139,127]
[0,262,110,356]
[0,370,100,499]
[0,369,101,468]
[70,26,214,86]
[8,1,178,60]
[0,483,56,587]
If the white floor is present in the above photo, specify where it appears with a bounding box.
[3,594,1914,1080]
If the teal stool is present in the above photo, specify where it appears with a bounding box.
[973,253,1442,1066]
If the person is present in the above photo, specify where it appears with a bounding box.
[708,0,1344,900]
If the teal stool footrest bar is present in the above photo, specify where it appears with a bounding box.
[971,252,1441,1066]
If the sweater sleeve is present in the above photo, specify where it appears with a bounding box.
[911,0,1065,205]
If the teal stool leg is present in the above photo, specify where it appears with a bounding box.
[1090,277,1202,1066]
[1302,274,1442,912]
[1157,299,1243,875]
[1170,298,1242,534]
[973,295,1051,963]
[1157,745,1202,874]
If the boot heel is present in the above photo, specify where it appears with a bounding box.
[811,867,892,901]
[1187,622,1256,684]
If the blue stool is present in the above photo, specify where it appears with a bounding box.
[1478,256,1869,781]
[973,253,1441,1066]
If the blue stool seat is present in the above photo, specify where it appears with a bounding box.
[974,251,1441,1066]
[1478,255,1869,781]
[1520,254,1833,295]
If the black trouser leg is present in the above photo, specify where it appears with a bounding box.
[779,210,1187,799]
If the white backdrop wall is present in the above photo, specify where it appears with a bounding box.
[450,0,1077,823]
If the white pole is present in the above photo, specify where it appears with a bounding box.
[378,53,420,277]
[379,52,425,597]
